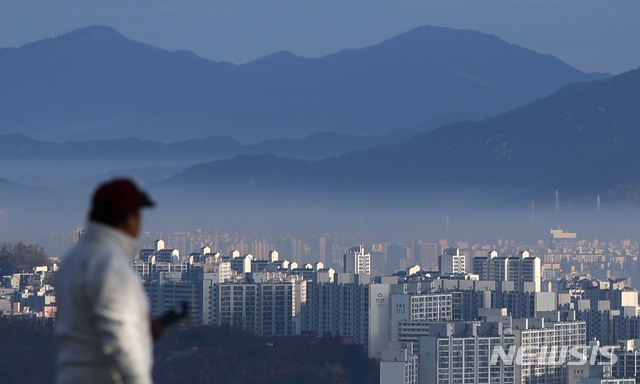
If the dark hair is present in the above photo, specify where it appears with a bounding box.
[89,204,139,227]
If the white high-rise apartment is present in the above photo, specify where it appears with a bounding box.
[419,318,586,384]
[343,245,371,275]
[438,247,466,275]
[472,250,498,280]
[473,250,541,292]
[517,252,542,292]
[302,276,393,358]
[512,317,586,384]
[391,290,454,354]
[380,342,419,384]
[420,322,516,384]
[211,277,307,336]
[302,277,371,347]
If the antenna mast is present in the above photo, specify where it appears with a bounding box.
[530,200,535,222]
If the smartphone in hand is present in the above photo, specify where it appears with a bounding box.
[152,302,189,340]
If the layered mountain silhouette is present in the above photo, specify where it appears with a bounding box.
[168,67,640,201]
[0,25,606,142]
[0,130,415,161]
[0,177,20,189]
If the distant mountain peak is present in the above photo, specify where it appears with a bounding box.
[0,24,609,142]
[382,24,494,45]
[407,24,472,35]
[243,50,307,68]
[59,25,126,41]
[266,50,297,58]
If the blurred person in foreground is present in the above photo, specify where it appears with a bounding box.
[55,178,155,384]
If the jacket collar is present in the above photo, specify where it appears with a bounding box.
[84,221,140,261]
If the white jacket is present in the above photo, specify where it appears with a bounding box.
[55,222,152,384]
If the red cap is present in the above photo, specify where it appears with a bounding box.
[91,178,155,213]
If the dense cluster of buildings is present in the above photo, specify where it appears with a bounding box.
[3,228,640,384]
[0,266,56,318]
[113,239,640,383]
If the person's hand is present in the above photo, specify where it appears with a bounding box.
[150,318,163,341]
[150,302,189,341]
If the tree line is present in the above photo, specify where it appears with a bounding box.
[0,317,379,384]
[0,242,50,275]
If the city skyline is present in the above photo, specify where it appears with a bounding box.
[5,232,640,383]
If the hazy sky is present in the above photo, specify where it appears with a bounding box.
[1,0,638,74]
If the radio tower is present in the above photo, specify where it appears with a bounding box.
[530,200,535,222]
[445,214,450,239]
[597,194,601,212]
[555,190,560,214]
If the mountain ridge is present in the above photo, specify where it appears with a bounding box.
[166,66,640,201]
[0,130,417,161]
[0,25,607,142]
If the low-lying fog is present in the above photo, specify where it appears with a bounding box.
[2,167,637,259]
